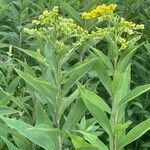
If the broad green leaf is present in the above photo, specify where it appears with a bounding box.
[0,136,19,150]
[89,46,113,72]
[107,36,118,59]
[115,120,132,133]
[59,89,79,118]
[118,118,150,148]
[14,46,50,67]
[111,71,125,99]
[0,88,28,114]
[60,1,82,24]
[16,59,36,77]
[81,98,112,135]
[0,43,9,48]
[35,100,57,149]
[119,84,150,106]
[12,132,30,150]
[15,68,56,104]
[78,85,112,135]
[116,42,144,72]
[35,100,53,126]
[79,85,111,114]
[0,117,55,150]
[69,133,98,149]
[62,58,97,96]
[27,124,59,132]
[7,76,20,94]
[77,131,109,150]
[0,106,20,116]
[0,95,11,106]
[44,43,56,69]
[93,59,112,96]
[62,99,86,138]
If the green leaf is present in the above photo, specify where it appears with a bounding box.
[78,85,112,135]
[79,85,111,114]
[7,76,20,94]
[76,131,109,150]
[60,1,82,24]
[62,99,86,138]
[0,136,19,150]
[107,36,118,59]
[59,89,79,118]
[119,84,150,106]
[62,58,97,96]
[27,124,59,132]
[0,43,9,48]
[118,118,150,148]
[89,46,113,72]
[12,132,30,150]
[15,68,56,104]
[0,117,56,150]
[0,106,20,116]
[69,133,98,149]
[93,60,112,96]
[0,88,28,114]
[14,46,50,67]
[115,120,132,133]
[35,100,53,126]
[116,42,144,72]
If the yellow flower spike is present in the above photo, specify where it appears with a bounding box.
[120,17,136,28]
[42,10,49,16]
[32,20,40,25]
[81,3,117,20]
[135,24,145,30]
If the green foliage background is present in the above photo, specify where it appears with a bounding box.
[0,0,150,150]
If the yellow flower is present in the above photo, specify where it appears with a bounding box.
[82,4,117,20]
[135,24,145,30]
[120,17,135,28]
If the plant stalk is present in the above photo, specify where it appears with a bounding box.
[55,63,62,150]
[112,96,118,150]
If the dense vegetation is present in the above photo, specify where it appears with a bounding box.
[0,0,150,150]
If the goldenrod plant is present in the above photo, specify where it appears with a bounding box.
[72,3,150,150]
[0,1,150,150]
[0,5,95,150]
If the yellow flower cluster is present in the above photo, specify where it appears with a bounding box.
[82,4,117,19]
[91,27,115,39]
[120,18,136,28]
[32,6,58,25]
[117,37,128,49]
[120,17,144,35]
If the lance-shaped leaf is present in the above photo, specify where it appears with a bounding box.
[0,136,19,150]
[93,59,112,96]
[69,133,98,150]
[89,46,113,72]
[0,117,57,150]
[15,68,56,104]
[62,99,86,138]
[76,131,109,150]
[59,89,79,118]
[14,46,50,67]
[119,84,150,106]
[116,42,144,72]
[0,106,20,116]
[60,1,83,24]
[118,118,150,148]
[79,85,111,114]
[62,58,97,96]
[78,84,112,135]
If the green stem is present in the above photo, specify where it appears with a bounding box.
[111,96,118,150]
[55,62,62,150]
